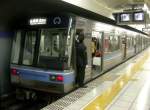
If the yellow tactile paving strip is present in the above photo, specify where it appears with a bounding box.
[84,51,149,110]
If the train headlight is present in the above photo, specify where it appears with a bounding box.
[49,75,56,81]
[49,75,64,82]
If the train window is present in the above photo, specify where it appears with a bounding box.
[104,34,120,53]
[22,31,36,65]
[91,31,102,55]
[126,37,129,48]
[37,28,69,69]
[114,36,120,50]
[127,37,133,48]
[39,29,67,58]
[132,37,135,46]
[11,31,21,64]
[91,31,103,73]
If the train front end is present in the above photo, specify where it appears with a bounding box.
[11,14,75,93]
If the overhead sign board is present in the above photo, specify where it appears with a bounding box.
[134,12,144,21]
[120,13,131,22]
[114,11,145,25]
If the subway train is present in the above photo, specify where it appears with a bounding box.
[10,13,150,94]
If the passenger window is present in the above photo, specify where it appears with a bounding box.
[91,31,102,57]
[91,31,102,71]
[52,34,60,57]
[104,34,120,54]
[11,31,21,64]
[23,31,36,65]
[127,37,133,48]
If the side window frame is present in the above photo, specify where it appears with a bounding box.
[22,30,37,66]
[11,31,22,64]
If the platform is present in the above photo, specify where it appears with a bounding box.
[42,48,150,110]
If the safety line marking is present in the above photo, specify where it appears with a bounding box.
[83,51,149,110]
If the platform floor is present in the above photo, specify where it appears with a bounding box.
[42,48,150,110]
[106,53,150,110]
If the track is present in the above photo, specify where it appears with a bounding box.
[0,90,62,110]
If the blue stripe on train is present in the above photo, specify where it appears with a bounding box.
[17,68,75,84]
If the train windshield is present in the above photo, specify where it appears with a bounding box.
[39,29,66,58]
[11,28,72,70]
[11,16,74,70]
[38,28,69,69]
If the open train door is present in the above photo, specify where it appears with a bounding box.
[91,31,103,77]
[74,29,92,82]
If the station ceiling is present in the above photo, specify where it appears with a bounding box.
[96,0,150,10]
[94,0,150,31]
[0,0,150,30]
[0,0,115,27]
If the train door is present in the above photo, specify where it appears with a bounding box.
[91,31,103,77]
[133,37,136,53]
[121,35,127,59]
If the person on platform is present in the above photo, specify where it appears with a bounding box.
[76,33,87,88]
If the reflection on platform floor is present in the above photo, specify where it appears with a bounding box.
[107,56,150,110]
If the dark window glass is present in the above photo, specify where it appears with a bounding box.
[39,29,67,58]
[11,31,21,64]
[22,31,36,65]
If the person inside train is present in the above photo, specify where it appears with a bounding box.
[91,37,97,69]
[91,37,96,58]
[76,32,87,88]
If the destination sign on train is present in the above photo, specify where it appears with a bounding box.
[29,18,47,25]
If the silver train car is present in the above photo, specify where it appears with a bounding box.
[11,13,150,93]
